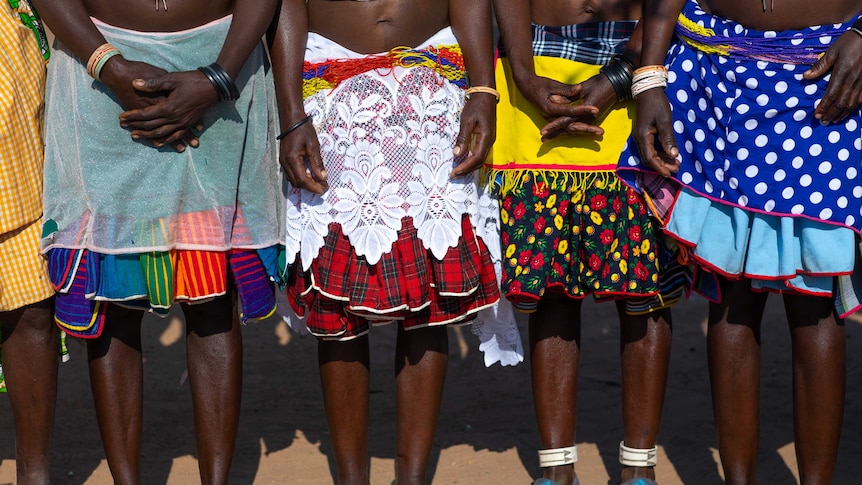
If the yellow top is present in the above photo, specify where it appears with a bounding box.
[487,56,635,195]
[0,0,46,235]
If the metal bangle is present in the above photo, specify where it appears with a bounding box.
[600,61,633,101]
[198,63,239,102]
[276,114,313,140]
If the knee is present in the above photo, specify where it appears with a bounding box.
[2,299,56,337]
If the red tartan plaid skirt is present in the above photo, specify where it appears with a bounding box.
[286,216,500,340]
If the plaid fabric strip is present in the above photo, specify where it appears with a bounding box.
[376,242,403,311]
[288,216,501,340]
[393,221,429,310]
[312,224,357,303]
[498,21,636,65]
[432,217,481,295]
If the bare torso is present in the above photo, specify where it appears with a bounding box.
[82,0,233,32]
[531,0,641,26]
[698,0,862,30]
[306,0,450,54]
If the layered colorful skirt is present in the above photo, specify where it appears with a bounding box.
[284,28,502,341]
[41,16,284,338]
[489,22,684,314]
[618,0,862,313]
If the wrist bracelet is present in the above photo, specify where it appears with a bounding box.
[849,18,862,38]
[87,43,122,80]
[615,54,636,74]
[276,114,313,140]
[198,63,240,101]
[631,65,669,99]
[600,57,633,102]
[465,86,500,102]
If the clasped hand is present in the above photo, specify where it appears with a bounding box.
[105,59,216,152]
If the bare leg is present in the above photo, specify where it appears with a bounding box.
[617,302,672,483]
[319,333,371,485]
[530,294,581,484]
[783,294,844,485]
[182,295,242,485]
[1,299,57,485]
[394,324,448,485]
[87,303,144,485]
[707,277,767,485]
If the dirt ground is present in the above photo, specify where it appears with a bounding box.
[1,294,861,485]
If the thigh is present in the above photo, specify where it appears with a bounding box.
[709,276,769,331]
[181,294,235,337]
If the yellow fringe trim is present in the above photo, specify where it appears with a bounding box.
[483,168,622,197]
[676,13,731,57]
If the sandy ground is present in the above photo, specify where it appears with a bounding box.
[1,294,861,485]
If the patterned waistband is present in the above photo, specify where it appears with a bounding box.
[498,21,636,65]
[676,0,860,64]
[302,44,466,99]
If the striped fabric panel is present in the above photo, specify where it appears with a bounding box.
[48,248,82,292]
[90,253,148,301]
[54,250,107,338]
[141,251,175,309]
[229,249,276,322]
[175,249,227,300]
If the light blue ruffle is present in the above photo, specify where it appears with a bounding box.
[665,189,855,295]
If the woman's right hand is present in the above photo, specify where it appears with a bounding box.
[279,118,327,194]
[632,88,680,177]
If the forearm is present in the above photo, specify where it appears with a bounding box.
[30,0,107,61]
[640,0,686,66]
[450,0,495,88]
[492,0,535,83]
[270,0,309,125]
[215,0,279,79]
[622,16,644,65]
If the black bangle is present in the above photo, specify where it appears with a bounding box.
[276,114,313,140]
[614,54,635,75]
[852,18,862,32]
[600,59,633,102]
[198,63,240,102]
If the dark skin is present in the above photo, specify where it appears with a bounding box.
[494,1,671,483]
[29,1,276,483]
[633,0,862,177]
[527,296,671,485]
[495,0,644,141]
[270,0,496,195]
[1,299,57,485]
[633,0,855,482]
[269,1,494,483]
[87,298,243,485]
[32,0,277,151]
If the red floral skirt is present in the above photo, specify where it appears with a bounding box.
[499,172,662,312]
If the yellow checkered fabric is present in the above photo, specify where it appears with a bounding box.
[0,1,52,310]
[0,219,52,311]
[1,0,47,235]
